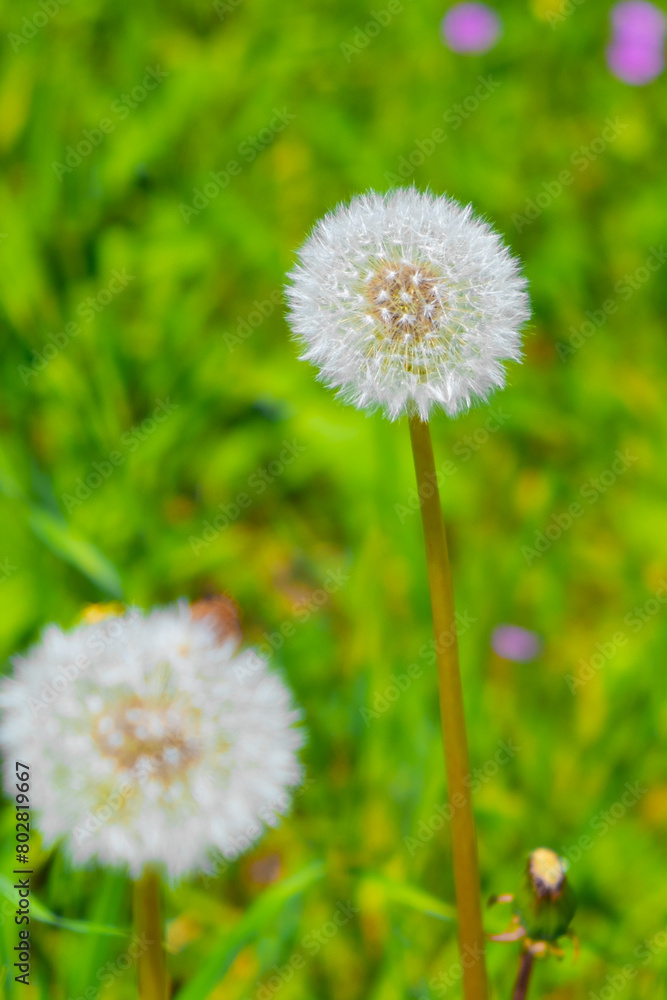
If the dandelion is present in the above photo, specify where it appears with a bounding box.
[286,188,530,1000]
[286,188,529,422]
[0,600,304,999]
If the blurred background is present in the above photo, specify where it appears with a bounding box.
[1,0,667,997]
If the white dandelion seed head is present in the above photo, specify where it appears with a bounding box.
[285,187,531,421]
[0,602,305,881]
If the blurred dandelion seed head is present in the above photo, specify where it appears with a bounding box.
[92,694,206,782]
[0,602,304,879]
[286,188,530,420]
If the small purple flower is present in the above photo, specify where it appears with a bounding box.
[607,1,666,84]
[441,2,502,54]
[491,624,542,662]
[606,38,665,84]
[611,0,667,43]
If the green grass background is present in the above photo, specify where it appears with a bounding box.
[1,0,666,996]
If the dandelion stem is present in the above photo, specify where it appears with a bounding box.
[512,951,535,1000]
[134,868,167,1000]
[409,415,488,1000]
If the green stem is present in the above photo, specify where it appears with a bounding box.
[134,869,167,1000]
[512,951,535,1000]
[409,415,488,1000]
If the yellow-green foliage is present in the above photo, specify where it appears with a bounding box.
[0,0,666,997]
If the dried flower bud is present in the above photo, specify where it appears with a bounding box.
[514,848,577,942]
[191,594,242,648]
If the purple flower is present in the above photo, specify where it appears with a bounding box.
[607,1,666,85]
[611,0,667,43]
[441,2,502,54]
[606,38,665,84]
[491,624,542,662]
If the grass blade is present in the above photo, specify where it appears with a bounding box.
[175,860,326,1000]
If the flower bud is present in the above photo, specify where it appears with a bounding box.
[191,594,242,647]
[514,847,577,942]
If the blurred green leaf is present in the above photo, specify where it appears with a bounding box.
[175,861,326,1000]
[358,871,456,922]
[0,453,24,501]
[27,506,124,598]
[0,874,128,938]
